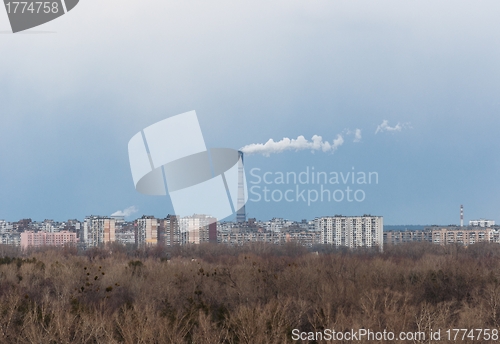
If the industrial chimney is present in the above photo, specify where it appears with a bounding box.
[460,204,464,227]
[236,151,246,223]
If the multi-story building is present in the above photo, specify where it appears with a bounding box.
[64,219,81,235]
[1,232,20,246]
[315,215,383,252]
[0,220,13,233]
[20,231,77,249]
[179,214,216,244]
[218,228,321,247]
[469,219,495,228]
[425,226,498,245]
[298,219,316,231]
[114,220,135,245]
[384,225,500,246]
[135,216,158,246]
[13,219,32,232]
[158,215,181,246]
[41,220,55,233]
[383,230,432,245]
[82,216,116,247]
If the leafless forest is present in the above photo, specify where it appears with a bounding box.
[1,242,500,343]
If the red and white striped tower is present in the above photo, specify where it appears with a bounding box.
[460,204,464,227]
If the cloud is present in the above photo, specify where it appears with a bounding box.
[375,120,411,134]
[332,134,344,150]
[111,206,138,218]
[353,128,362,142]
[240,134,344,157]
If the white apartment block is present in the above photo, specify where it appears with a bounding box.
[469,219,495,228]
[0,220,13,234]
[315,215,383,252]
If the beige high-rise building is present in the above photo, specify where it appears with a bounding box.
[83,216,116,247]
[136,216,158,246]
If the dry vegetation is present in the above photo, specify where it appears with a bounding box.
[1,242,500,343]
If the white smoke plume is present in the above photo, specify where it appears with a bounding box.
[375,120,411,134]
[240,134,344,157]
[111,206,138,218]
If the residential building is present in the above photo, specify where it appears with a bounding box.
[135,216,158,246]
[83,216,116,247]
[20,230,77,249]
[315,215,383,252]
[180,214,216,244]
[384,225,500,246]
[158,215,181,246]
[469,219,495,228]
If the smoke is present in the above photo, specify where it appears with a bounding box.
[375,120,411,134]
[240,134,344,157]
[111,206,138,218]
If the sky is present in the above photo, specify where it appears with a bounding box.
[0,0,499,225]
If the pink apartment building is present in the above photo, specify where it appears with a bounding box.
[20,231,77,249]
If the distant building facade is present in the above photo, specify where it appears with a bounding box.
[180,214,216,244]
[0,220,12,233]
[158,215,181,246]
[384,230,430,245]
[384,225,500,246]
[20,231,77,249]
[469,219,495,228]
[1,232,20,246]
[315,215,384,251]
[83,216,116,247]
[135,216,158,246]
[218,228,320,247]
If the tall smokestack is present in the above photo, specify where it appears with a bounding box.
[236,151,246,223]
[460,204,464,227]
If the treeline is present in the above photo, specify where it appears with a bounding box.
[1,242,500,343]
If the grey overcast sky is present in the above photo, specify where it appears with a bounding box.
[0,0,499,224]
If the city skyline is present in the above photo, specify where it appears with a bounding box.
[1,210,496,227]
[6,213,500,252]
